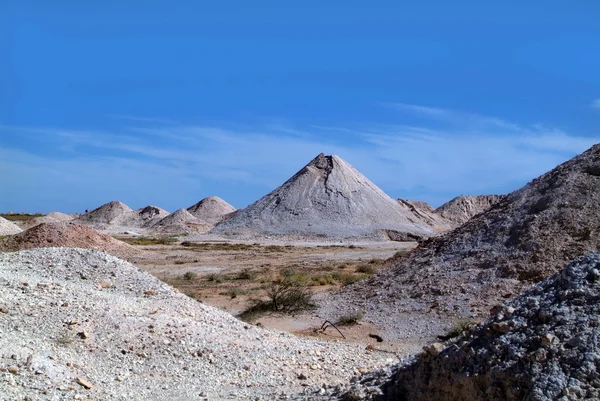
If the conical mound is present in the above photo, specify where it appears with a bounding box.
[0,222,138,259]
[74,201,133,225]
[150,208,211,235]
[213,153,436,239]
[435,194,503,226]
[123,205,171,228]
[377,253,600,400]
[322,144,600,340]
[46,212,74,221]
[0,217,23,235]
[187,196,236,225]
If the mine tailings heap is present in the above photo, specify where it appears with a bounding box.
[212,153,436,239]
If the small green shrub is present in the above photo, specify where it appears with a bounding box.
[206,274,225,284]
[336,311,363,326]
[239,281,315,320]
[236,268,255,280]
[225,287,247,299]
[182,271,197,281]
[443,319,478,340]
[356,264,377,274]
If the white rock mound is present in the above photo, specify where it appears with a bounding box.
[0,217,22,235]
[187,196,236,225]
[74,201,133,226]
[213,153,436,240]
[0,248,392,400]
[150,208,211,235]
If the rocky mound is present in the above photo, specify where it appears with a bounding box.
[122,205,170,228]
[435,195,502,226]
[74,201,133,225]
[396,199,453,233]
[0,248,393,400]
[187,196,236,225]
[376,252,600,400]
[213,153,436,240]
[0,217,22,236]
[150,208,211,235]
[320,144,600,342]
[46,212,74,221]
[0,222,138,259]
[15,212,76,231]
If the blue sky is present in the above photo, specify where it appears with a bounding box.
[1,1,599,213]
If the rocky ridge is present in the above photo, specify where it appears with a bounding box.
[320,144,600,342]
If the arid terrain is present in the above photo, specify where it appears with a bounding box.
[125,236,420,351]
[1,147,599,400]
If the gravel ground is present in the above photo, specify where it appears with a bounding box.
[0,248,396,401]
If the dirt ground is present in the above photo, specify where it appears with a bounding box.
[125,236,419,354]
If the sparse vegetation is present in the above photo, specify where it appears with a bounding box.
[0,213,44,221]
[441,318,478,340]
[119,236,178,246]
[224,287,247,299]
[336,311,363,326]
[235,268,255,280]
[206,273,226,284]
[356,264,378,274]
[239,280,316,320]
[181,242,255,251]
[182,271,197,281]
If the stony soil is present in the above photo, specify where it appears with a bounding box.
[213,153,436,240]
[187,196,236,225]
[0,217,22,236]
[0,223,139,260]
[0,248,396,400]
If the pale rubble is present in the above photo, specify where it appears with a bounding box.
[0,217,22,236]
[305,252,600,400]
[0,248,394,400]
[0,222,139,260]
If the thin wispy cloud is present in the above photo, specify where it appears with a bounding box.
[0,104,596,213]
[592,99,600,109]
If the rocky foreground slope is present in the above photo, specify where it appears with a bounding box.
[320,144,600,341]
[312,252,600,400]
[0,248,394,400]
[213,153,436,240]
